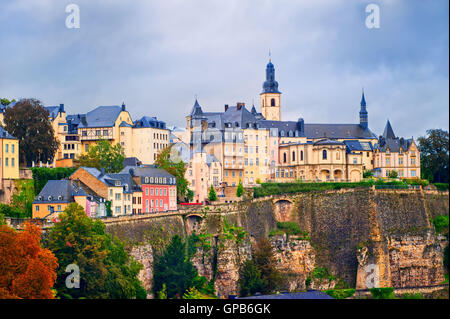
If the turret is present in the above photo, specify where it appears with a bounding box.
[359,91,368,129]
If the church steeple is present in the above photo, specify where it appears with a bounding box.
[260,57,282,121]
[359,90,368,129]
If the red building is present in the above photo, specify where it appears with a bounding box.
[123,165,177,213]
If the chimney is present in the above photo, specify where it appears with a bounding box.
[122,102,126,111]
[224,104,229,112]
[236,102,245,111]
[59,103,64,113]
[297,118,304,132]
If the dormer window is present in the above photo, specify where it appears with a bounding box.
[58,195,63,200]
[48,196,53,201]
[150,177,153,183]
[115,181,121,186]
[38,196,43,201]
[145,177,149,183]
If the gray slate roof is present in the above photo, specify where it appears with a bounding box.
[33,180,73,204]
[343,140,373,152]
[305,123,377,140]
[134,116,166,129]
[78,105,123,128]
[120,165,177,185]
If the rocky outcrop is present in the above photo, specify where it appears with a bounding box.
[102,189,448,298]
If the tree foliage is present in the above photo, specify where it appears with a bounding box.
[208,185,217,202]
[418,129,449,183]
[76,139,125,173]
[0,98,15,106]
[236,179,244,197]
[155,145,189,202]
[47,203,146,299]
[0,222,58,299]
[30,167,77,195]
[388,170,398,179]
[253,238,282,294]
[3,98,58,166]
[239,259,264,297]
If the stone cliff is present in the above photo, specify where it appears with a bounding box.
[103,188,448,297]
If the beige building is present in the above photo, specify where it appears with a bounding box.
[0,127,19,180]
[373,120,421,179]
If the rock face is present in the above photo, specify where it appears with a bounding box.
[270,235,315,291]
[103,189,448,298]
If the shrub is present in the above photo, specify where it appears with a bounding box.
[434,183,449,191]
[363,170,373,178]
[369,287,396,299]
[432,215,449,235]
[325,289,356,299]
[269,222,310,240]
[388,170,398,179]
[402,293,423,299]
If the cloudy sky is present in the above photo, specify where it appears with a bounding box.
[1,0,448,138]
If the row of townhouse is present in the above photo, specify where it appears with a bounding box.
[179,59,421,202]
[1,101,171,166]
[32,164,177,219]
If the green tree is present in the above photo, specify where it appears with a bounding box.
[11,180,35,218]
[186,189,194,202]
[418,129,449,183]
[363,170,373,178]
[236,179,244,197]
[76,139,125,173]
[4,98,58,166]
[253,238,282,294]
[152,235,199,299]
[30,167,77,195]
[156,145,189,202]
[47,203,146,299]
[208,185,217,202]
[239,259,264,297]
[388,170,398,179]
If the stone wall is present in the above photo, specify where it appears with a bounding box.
[99,188,448,297]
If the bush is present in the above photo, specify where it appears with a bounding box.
[402,293,423,299]
[268,222,310,240]
[388,170,398,178]
[432,215,449,235]
[434,183,449,191]
[363,170,373,178]
[325,289,356,299]
[30,167,77,195]
[253,181,374,198]
[369,287,396,299]
[404,179,429,187]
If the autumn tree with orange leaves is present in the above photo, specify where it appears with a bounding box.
[0,222,58,299]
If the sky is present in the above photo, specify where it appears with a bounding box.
[0,0,448,139]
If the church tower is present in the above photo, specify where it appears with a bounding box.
[260,59,281,121]
[359,91,368,129]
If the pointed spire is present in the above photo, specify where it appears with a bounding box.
[190,97,203,116]
[360,89,366,107]
[382,119,396,139]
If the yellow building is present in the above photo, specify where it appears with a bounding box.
[0,127,19,180]
[122,116,170,164]
[373,120,421,179]
[76,104,133,155]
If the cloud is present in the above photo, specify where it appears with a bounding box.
[0,0,448,139]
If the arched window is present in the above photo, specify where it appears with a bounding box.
[322,150,327,160]
[300,151,303,161]
[280,130,285,137]
[336,152,340,160]
[283,153,287,163]
[292,151,295,161]
[271,98,275,106]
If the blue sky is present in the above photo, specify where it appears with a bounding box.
[0,0,448,138]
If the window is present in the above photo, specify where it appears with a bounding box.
[82,131,87,136]
[283,153,287,163]
[150,188,153,195]
[386,158,391,165]
[115,207,121,214]
[96,130,101,136]
[145,188,149,195]
[5,158,8,166]
[271,98,275,106]
[85,144,89,152]
[5,144,8,153]
[411,170,416,177]
[353,158,357,164]
[292,152,295,161]
[336,152,340,160]
[411,158,415,165]
[11,144,14,153]
[115,193,121,200]
[300,151,303,161]
[57,205,61,211]
[322,150,327,160]
[36,206,39,212]
[103,130,108,136]
[11,158,14,167]
[399,157,403,165]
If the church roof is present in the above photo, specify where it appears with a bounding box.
[382,120,396,139]
[304,123,377,140]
